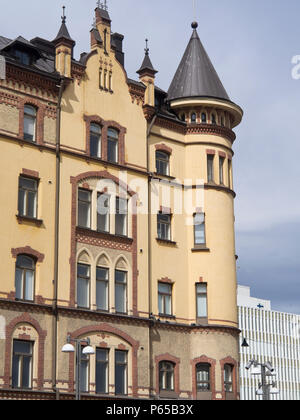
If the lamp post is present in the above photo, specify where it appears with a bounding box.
[62,335,95,400]
[242,338,279,400]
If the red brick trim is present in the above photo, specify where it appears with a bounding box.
[22,168,40,179]
[155,353,181,395]
[227,154,232,161]
[4,313,47,389]
[191,355,217,400]
[68,323,139,397]
[218,151,227,158]
[69,171,138,315]
[17,97,46,145]
[84,115,126,165]
[159,206,171,215]
[220,356,238,400]
[11,246,45,263]
[158,277,173,284]
[206,149,216,155]
[155,143,173,155]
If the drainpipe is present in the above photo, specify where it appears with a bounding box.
[52,77,65,398]
[146,112,157,398]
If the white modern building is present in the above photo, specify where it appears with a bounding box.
[238,285,300,400]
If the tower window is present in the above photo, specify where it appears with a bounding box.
[194,212,206,246]
[211,113,216,125]
[224,364,233,392]
[201,112,207,124]
[191,112,197,123]
[219,156,225,184]
[196,363,211,391]
[207,155,214,183]
[196,283,208,318]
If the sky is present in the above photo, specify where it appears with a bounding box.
[1,0,299,314]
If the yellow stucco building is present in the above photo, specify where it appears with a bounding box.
[0,4,243,400]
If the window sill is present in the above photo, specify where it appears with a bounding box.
[158,314,176,320]
[76,227,133,243]
[156,238,177,246]
[191,246,210,252]
[152,172,176,181]
[16,215,43,226]
[159,390,178,399]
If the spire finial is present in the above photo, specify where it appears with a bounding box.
[97,0,108,10]
[61,5,66,24]
[145,39,149,56]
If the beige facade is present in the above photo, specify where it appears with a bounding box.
[0,5,243,400]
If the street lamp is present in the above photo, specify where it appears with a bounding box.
[245,360,279,400]
[62,335,95,400]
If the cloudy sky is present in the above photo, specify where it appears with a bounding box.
[1,0,299,313]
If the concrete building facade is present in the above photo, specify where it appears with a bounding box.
[238,286,300,400]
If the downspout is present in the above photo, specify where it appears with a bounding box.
[52,77,65,398]
[147,112,157,398]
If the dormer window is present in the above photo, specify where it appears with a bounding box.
[15,50,31,66]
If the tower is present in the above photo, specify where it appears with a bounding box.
[53,7,75,77]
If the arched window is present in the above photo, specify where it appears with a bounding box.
[211,113,216,125]
[159,361,175,391]
[224,364,233,392]
[201,112,207,124]
[191,112,197,123]
[77,262,90,309]
[15,255,35,301]
[180,113,185,122]
[24,105,37,142]
[115,267,127,314]
[156,151,170,176]
[90,123,101,158]
[196,363,211,391]
[96,266,109,311]
[107,128,119,163]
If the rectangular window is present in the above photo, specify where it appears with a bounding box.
[12,340,33,389]
[15,255,35,301]
[23,105,36,142]
[194,213,206,246]
[159,361,175,391]
[90,123,101,158]
[18,176,38,219]
[96,348,109,394]
[115,197,127,236]
[107,128,119,163]
[115,350,127,395]
[228,159,232,189]
[156,151,170,176]
[77,263,90,308]
[96,267,109,311]
[115,270,127,314]
[196,283,208,319]
[157,213,171,241]
[78,189,91,228]
[97,193,110,233]
[219,156,225,184]
[158,282,172,316]
[207,154,214,182]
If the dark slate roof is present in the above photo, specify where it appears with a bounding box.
[137,52,157,75]
[53,21,75,46]
[167,22,230,102]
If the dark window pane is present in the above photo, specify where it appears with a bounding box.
[96,349,108,394]
[115,350,127,395]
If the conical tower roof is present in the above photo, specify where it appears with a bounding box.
[167,22,229,102]
[53,7,75,47]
